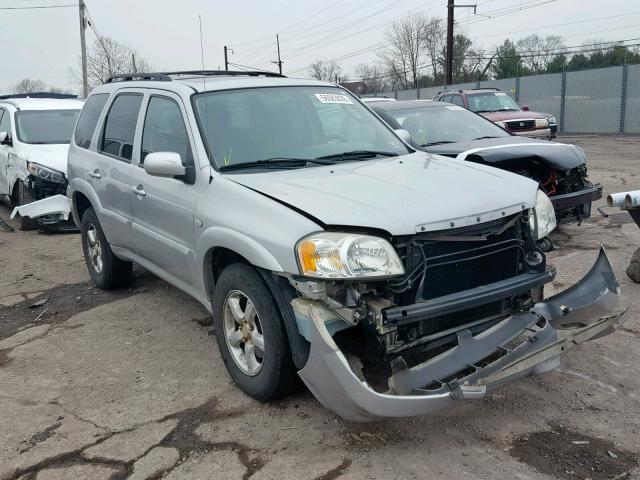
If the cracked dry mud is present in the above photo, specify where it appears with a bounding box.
[1,135,640,480]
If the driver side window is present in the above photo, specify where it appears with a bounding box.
[140,96,193,168]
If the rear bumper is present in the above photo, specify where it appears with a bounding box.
[551,184,603,224]
[295,247,624,422]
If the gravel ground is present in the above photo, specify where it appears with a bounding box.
[0,135,639,480]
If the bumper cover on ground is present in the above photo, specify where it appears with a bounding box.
[296,247,624,422]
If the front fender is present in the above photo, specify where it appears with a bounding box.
[69,177,103,225]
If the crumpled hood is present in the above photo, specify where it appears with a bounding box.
[424,137,587,171]
[17,143,70,175]
[226,152,539,235]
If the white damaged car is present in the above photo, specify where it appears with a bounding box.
[0,96,83,230]
[65,72,625,421]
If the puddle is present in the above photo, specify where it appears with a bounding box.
[510,424,638,479]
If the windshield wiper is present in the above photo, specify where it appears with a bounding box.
[218,157,335,171]
[472,136,501,141]
[316,150,398,161]
[474,109,497,113]
[422,140,456,146]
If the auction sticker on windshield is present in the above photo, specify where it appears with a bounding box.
[315,93,353,104]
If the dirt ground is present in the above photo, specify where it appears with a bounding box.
[0,135,639,480]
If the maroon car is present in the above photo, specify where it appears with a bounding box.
[433,88,551,139]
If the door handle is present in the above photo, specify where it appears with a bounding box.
[132,184,146,197]
[88,169,101,179]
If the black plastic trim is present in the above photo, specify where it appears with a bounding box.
[385,269,555,326]
[550,184,603,209]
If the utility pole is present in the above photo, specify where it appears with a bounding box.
[224,46,229,71]
[445,1,477,86]
[131,53,137,73]
[271,35,283,75]
[446,0,454,86]
[78,0,89,97]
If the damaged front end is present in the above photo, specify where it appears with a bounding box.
[288,214,623,421]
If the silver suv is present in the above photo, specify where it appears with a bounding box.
[67,71,624,421]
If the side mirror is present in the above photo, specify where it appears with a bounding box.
[521,104,530,111]
[143,152,186,178]
[0,131,9,145]
[394,129,412,143]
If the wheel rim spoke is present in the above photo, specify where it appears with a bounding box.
[227,329,243,348]
[244,300,256,324]
[251,330,264,353]
[244,344,259,375]
[227,296,245,324]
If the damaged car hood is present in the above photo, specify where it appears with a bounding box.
[226,152,539,235]
[17,143,70,175]
[424,137,586,171]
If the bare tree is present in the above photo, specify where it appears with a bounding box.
[308,58,343,83]
[516,34,565,73]
[379,13,433,90]
[355,63,387,95]
[12,79,47,94]
[72,36,153,89]
[422,17,446,82]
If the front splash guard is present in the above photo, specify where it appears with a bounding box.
[296,247,625,422]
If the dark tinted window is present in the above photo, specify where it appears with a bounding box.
[100,93,143,162]
[75,94,108,149]
[141,97,192,166]
[0,108,11,136]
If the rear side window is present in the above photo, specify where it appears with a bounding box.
[75,93,108,149]
[100,93,143,162]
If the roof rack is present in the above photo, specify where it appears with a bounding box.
[472,87,500,90]
[436,89,463,95]
[0,92,79,100]
[104,70,285,84]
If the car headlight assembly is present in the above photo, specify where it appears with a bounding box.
[27,162,65,184]
[535,118,549,128]
[297,232,405,279]
[529,190,557,240]
[494,121,507,128]
[548,116,557,124]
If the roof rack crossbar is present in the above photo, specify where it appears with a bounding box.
[104,70,285,84]
[106,73,172,83]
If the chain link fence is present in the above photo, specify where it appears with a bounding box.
[378,65,639,134]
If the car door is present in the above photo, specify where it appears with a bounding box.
[93,90,144,248]
[130,92,197,285]
[0,107,13,196]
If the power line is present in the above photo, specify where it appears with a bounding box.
[0,3,75,9]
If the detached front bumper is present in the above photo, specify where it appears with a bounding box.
[551,184,603,224]
[295,248,624,422]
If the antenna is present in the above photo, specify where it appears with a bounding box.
[198,14,206,90]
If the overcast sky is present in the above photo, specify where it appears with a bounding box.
[1,0,638,94]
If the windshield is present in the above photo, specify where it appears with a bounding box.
[192,86,410,170]
[466,92,520,113]
[382,105,509,146]
[15,109,80,144]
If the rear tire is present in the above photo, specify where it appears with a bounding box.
[627,247,640,284]
[15,181,37,231]
[80,207,132,289]
[212,263,297,401]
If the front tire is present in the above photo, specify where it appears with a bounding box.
[15,181,37,231]
[80,207,132,289]
[212,264,297,401]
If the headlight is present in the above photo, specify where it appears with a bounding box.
[535,118,549,128]
[297,232,405,279]
[27,162,65,183]
[548,116,557,124]
[494,121,507,128]
[529,190,556,240]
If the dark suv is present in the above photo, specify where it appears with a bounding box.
[433,88,551,139]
